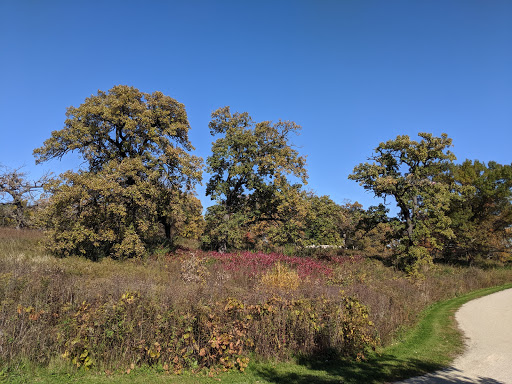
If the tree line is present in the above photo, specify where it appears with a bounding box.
[1,86,510,271]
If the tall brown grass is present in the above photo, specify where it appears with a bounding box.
[0,228,511,373]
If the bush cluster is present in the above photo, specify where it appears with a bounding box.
[3,290,376,373]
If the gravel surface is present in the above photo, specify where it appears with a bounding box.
[395,288,512,384]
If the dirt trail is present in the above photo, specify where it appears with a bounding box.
[396,288,512,384]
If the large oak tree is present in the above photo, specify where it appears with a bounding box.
[349,133,456,270]
[203,106,308,251]
[34,85,202,259]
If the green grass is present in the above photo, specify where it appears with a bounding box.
[5,283,511,384]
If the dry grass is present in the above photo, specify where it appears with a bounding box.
[0,228,511,374]
[259,262,301,292]
[334,258,512,344]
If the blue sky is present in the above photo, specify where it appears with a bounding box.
[1,0,511,212]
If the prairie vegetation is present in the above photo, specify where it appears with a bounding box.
[1,228,511,380]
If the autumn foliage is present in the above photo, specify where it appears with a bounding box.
[2,231,512,376]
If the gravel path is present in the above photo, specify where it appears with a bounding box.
[396,288,512,384]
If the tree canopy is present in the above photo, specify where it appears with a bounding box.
[446,160,512,263]
[34,86,202,259]
[0,167,50,229]
[34,85,201,186]
[203,106,308,250]
[303,194,347,247]
[350,133,456,270]
[206,106,307,212]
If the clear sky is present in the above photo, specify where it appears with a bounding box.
[1,0,511,212]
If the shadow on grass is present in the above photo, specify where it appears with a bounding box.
[390,366,505,384]
[253,352,445,384]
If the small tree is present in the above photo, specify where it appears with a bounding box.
[303,194,347,247]
[0,166,50,229]
[349,133,456,271]
[34,85,202,259]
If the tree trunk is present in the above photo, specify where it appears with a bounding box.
[14,201,24,230]
[164,222,171,239]
[406,215,414,240]
[159,216,172,240]
[397,199,414,241]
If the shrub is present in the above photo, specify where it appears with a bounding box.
[246,296,377,360]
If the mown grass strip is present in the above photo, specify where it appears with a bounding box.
[4,283,512,384]
[377,282,512,380]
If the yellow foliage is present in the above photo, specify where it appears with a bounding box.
[260,262,300,292]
